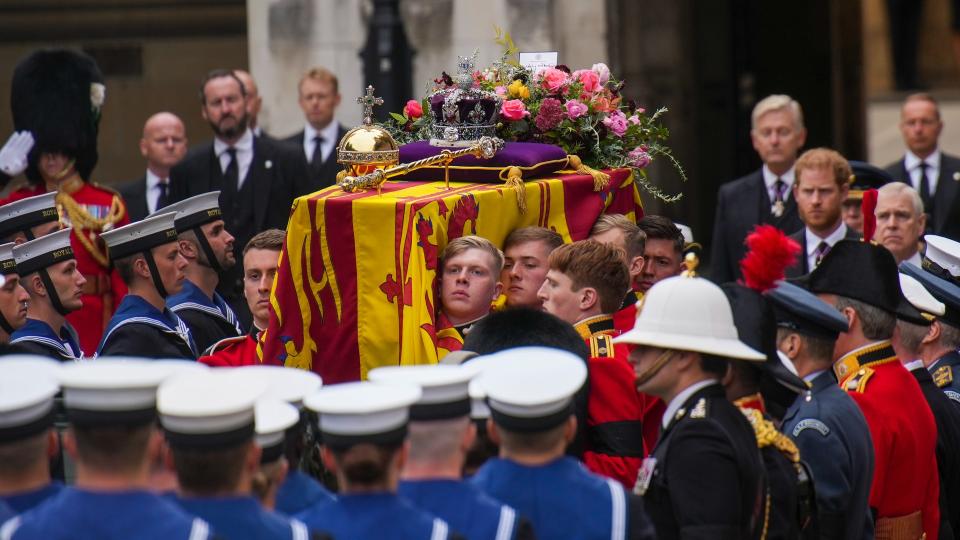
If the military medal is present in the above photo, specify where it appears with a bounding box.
[633,457,657,496]
[771,200,784,218]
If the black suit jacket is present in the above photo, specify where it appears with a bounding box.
[913,366,960,540]
[710,169,803,283]
[283,124,349,192]
[116,175,149,221]
[885,153,960,240]
[784,226,861,278]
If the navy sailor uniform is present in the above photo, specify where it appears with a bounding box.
[166,279,242,354]
[97,294,197,359]
[931,350,960,409]
[275,470,336,517]
[399,479,533,540]
[176,495,328,540]
[0,487,210,540]
[297,492,456,540]
[471,456,655,540]
[781,370,874,539]
[9,319,82,362]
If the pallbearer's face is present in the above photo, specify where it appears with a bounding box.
[243,248,280,327]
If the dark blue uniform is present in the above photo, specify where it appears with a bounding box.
[0,482,62,514]
[176,495,325,540]
[296,492,452,540]
[471,456,655,540]
[0,487,209,539]
[781,370,874,539]
[9,319,82,362]
[167,279,242,354]
[97,294,197,359]
[399,479,532,540]
[275,470,335,517]
[931,350,960,409]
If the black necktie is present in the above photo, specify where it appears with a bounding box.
[918,161,933,213]
[223,148,239,193]
[155,180,169,210]
[311,135,325,165]
[814,241,831,267]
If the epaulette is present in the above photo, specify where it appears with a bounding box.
[933,365,954,389]
[840,366,875,394]
[203,335,247,356]
[589,334,615,358]
[740,407,801,463]
[91,181,121,196]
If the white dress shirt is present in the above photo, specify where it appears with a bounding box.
[762,164,796,204]
[905,149,941,197]
[904,251,923,268]
[805,222,848,271]
[213,128,254,189]
[661,379,718,430]
[145,169,168,215]
[302,121,340,165]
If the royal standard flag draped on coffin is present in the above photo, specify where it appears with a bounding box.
[259,168,642,384]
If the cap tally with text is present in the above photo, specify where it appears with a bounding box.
[613,275,766,361]
[923,235,960,283]
[0,361,59,443]
[58,359,171,426]
[0,192,59,240]
[255,399,300,464]
[846,161,893,200]
[765,280,850,340]
[13,228,74,276]
[229,365,322,407]
[158,370,266,449]
[478,347,587,433]
[100,212,178,261]
[368,364,475,421]
[898,272,945,325]
[900,261,960,328]
[303,381,421,449]
[0,242,16,276]
[151,191,223,234]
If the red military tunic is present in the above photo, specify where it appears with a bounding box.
[574,314,646,487]
[199,330,261,367]
[2,179,129,355]
[834,341,940,539]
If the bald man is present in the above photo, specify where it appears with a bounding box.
[233,69,267,139]
[117,112,188,220]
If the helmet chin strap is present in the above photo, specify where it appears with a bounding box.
[192,227,222,273]
[37,269,70,317]
[0,308,15,335]
[634,349,676,388]
[142,250,169,298]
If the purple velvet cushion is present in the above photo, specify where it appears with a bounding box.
[397,141,569,182]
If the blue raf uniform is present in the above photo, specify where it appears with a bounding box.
[275,470,336,517]
[9,319,82,362]
[97,294,197,359]
[767,280,876,539]
[176,496,323,540]
[1,483,63,515]
[399,478,531,540]
[1,488,209,540]
[298,493,453,540]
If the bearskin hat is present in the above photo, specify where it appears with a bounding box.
[10,48,104,184]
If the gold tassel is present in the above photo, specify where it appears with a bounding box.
[567,155,610,191]
[504,166,527,214]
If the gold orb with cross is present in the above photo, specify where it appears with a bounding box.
[337,85,400,178]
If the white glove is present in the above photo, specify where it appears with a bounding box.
[0,131,35,177]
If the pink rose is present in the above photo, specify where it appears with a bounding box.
[564,100,588,119]
[404,99,423,119]
[592,63,611,85]
[602,110,628,137]
[495,85,507,97]
[540,67,569,94]
[627,114,640,126]
[628,146,651,168]
[501,99,530,121]
[573,69,601,94]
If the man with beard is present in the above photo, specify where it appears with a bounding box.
[168,69,310,327]
[97,212,197,359]
[161,192,242,353]
[785,148,860,277]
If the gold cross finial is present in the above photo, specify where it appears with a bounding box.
[357,85,384,125]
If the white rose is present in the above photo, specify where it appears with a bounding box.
[90,83,106,110]
[591,63,611,85]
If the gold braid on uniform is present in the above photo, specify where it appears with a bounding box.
[55,190,125,267]
[739,407,801,463]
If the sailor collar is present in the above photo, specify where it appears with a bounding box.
[102,294,196,353]
[167,279,241,332]
[10,318,82,360]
